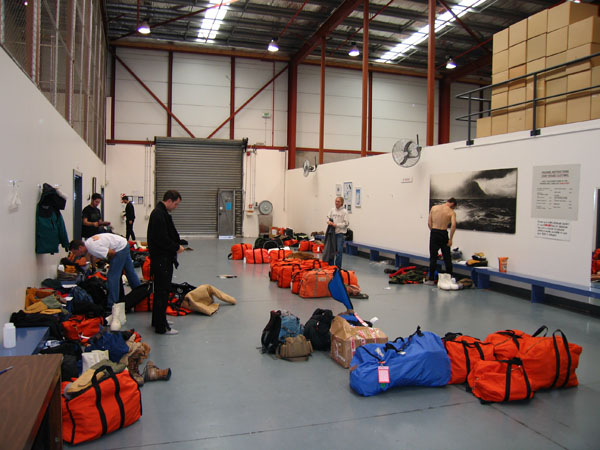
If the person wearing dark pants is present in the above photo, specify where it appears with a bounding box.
[427,198,457,283]
[147,190,184,335]
[122,195,136,241]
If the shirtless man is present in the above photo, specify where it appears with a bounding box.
[426,198,457,283]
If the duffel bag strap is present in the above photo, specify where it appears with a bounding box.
[550,329,573,389]
[532,325,548,337]
[90,366,125,436]
[502,358,531,402]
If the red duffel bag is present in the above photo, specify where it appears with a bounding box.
[62,366,142,444]
[228,243,252,260]
[62,315,104,343]
[245,248,270,264]
[467,358,534,403]
[442,332,495,384]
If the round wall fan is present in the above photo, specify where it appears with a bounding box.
[392,136,421,168]
[303,159,317,177]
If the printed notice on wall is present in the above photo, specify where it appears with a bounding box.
[531,164,580,220]
[535,219,571,241]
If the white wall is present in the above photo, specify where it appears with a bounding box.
[285,120,600,289]
[0,49,106,326]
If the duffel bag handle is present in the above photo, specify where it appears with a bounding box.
[90,365,127,434]
[550,329,572,389]
[532,325,548,337]
[501,358,532,402]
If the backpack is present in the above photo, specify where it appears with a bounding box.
[228,243,252,260]
[261,310,303,354]
[345,228,353,242]
[303,308,334,350]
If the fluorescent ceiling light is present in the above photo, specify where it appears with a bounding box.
[349,43,360,57]
[137,21,151,35]
[376,0,489,63]
[197,0,229,42]
[268,39,279,52]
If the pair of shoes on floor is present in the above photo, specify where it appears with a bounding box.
[143,360,172,382]
[423,278,436,286]
[164,328,178,335]
[438,273,459,290]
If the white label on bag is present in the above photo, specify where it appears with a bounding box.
[378,366,390,384]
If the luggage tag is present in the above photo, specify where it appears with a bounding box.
[378,365,390,387]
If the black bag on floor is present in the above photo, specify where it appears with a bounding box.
[123,282,153,311]
[78,277,108,309]
[261,310,282,354]
[303,308,334,350]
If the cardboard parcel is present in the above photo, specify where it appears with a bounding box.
[330,315,387,368]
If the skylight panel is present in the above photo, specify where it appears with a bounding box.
[196,0,229,43]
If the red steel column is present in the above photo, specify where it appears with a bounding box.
[368,69,373,152]
[319,37,325,165]
[360,0,369,157]
[230,56,235,139]
[438,76,451,144]
[426,0,436,146]
[287,62,298,170]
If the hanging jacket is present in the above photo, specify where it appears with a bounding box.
[36,183,69,254]
[321,224,337,264]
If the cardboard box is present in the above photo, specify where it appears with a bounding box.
[568,16,600,49]
[508,109,526,133]
[567,95,591,123]
[547,27,568,56]
[509,64,527,89]
[509,18,528,47]
[491,91,508,114]
[566,43,600,75]
[493,28,509,53]
[491,114,508,135]
[525,104,546,129]
[492,49,509,74]
[527,34,547,62]
[568,71,592,92]
[492,70,509,95]
[508,86,527,112]
[528,9,548,39]
[526,57,546,100]
[329,316,387,368]
[509,42,527,68]
[593,66,600,87]
[547,1,598,32]
[545,99,567,127]
[476,117,492,138]
[546,52,566,81]
[546,76,567,98]
[592,93,600,119]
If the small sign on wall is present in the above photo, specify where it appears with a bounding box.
[535,219,571,241]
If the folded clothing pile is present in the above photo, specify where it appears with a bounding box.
[466,252,488,267]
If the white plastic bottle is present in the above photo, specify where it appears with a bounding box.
[3,323,16,348]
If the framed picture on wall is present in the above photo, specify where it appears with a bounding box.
[355,187,362,207]
[137,196,144,205]
[336,184,342,196]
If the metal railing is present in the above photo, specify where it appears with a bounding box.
[456,51,600,145]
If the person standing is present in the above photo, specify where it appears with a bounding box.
[82,193,111,239]
[121,195,136,241]
[69,234,141,330]
[426,197,457,283]
[326,196,349,268]
[147,190,184,335]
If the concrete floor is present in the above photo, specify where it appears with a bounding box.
[72,238,600,450]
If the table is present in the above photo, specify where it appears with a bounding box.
[0,327,49,356]
[0,354,62,450]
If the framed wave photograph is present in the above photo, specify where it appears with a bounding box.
[429,168,518,234]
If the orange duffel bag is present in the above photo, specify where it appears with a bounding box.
[518,329,582,391]
[291,269,309,294]
[467,358,534,403]
[270,260,298,282]
[442,332,495,384]
[339,269,359,287]
[62,365,142,444]
[62,315,104,343]
[278,263,303,289]
[142,256,152,281]
[229,243,252,260]
[245,248,270,264]
[269,248,292,262]
[298,241,312,252]
[298,269,333,298]
[484,326,547,360]
[311,242,324,253]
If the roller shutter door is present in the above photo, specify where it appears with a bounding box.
[155,137,245,236]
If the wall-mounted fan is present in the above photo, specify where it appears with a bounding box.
[303,159,317,177]
[392,136,421,168]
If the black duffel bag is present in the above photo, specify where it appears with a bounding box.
[303,308,334,350]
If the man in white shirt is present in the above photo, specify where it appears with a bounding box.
[69,234,141,309]
[327,196,349,268]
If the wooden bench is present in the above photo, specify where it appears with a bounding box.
[346,241,600,304]
[471,267,600,303]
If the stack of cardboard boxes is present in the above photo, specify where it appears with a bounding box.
[477,2,599,138]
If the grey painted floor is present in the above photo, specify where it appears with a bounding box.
[72,238,600,450]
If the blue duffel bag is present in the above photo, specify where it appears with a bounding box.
[349,326,451,396]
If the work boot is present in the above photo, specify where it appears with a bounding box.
[109,302,126,331]
[127,342,150,386]
[143,360,172,382]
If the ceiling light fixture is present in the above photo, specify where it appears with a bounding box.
[268,38,279,52]
[446,58,457,69]
[349,42,360,57]
[137,21,151,35]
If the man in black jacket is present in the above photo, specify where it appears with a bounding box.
[121,195,136,241]
[147,190,184,335]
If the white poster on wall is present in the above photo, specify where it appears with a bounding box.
[535,219,571,241]
[344,182,353,213]
[355,187,362,207]
[336,184,342,196]
[532,164,580,220]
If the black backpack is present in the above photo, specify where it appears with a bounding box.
[123,282,153,311]
[261,310,282,354]
[78,277,109,309]
[345,228,353,242]
[303,308,334,350]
